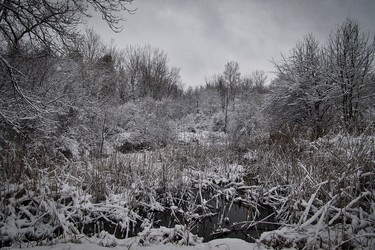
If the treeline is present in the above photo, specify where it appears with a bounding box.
[198,19,375,142]
[0,30,185,162]
[180,19,375,147]
[0,0,374,170]
[74,29,184,102]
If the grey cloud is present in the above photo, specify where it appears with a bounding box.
[88,0,375,87]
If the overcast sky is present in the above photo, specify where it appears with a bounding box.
[88,0,375,87]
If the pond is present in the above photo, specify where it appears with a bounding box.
[153,200,277,243]
[79,181,279,243]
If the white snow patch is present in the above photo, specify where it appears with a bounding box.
[59,136,80,160]
[111,132,132,148]
[8,238,270,250]
[178,131,227,145]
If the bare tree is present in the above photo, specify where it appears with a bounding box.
[138,45,169,100]
[223,61,240,102]
[251,70,267,93]
[119,45,182,101]
[223,61,240,132]
[271,34,334,139]
[166,67,183,98]
[204,62,240,133]
[327,18,375,131]
[0,0,134,131]
[81,27,106,65]
[0,0,134,53]
[122,45,142,101]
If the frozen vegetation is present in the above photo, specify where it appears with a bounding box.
[1,131,374,249]
[0,1,375,249]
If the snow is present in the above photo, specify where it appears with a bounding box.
[111,132,132,148]
[58,136,80,160]
[8,238,270,250]
[177,131,227,145]
[2,133,374,249]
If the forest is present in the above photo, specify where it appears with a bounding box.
[1,1,374,249]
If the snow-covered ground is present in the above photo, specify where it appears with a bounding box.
[8,238,270,250]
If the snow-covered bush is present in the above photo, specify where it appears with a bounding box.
[251,132,375,249]
[112,98,177,152]
[56,136,81,161]
[0,140,254,247]
[138,225,202,246]
[179,112,213,132]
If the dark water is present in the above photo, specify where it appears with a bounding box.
[80,199,277,243]
[195,203,276,242]
[154,201,277,243]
